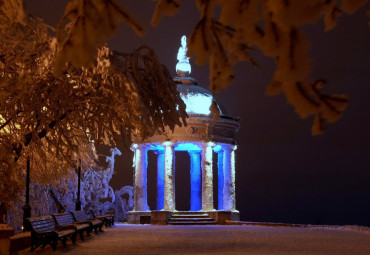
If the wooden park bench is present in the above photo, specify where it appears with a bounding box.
[52,212,91,241]
[90,209,115,227]
[71,210,103,234]
[27,215,76,251]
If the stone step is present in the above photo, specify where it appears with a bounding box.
[169,217,215,221]
[171,214,210,218]
[168,220,217,225]
[168,211,217,225]
[172,211,209,215]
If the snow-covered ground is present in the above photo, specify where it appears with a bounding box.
[14,224,370,255]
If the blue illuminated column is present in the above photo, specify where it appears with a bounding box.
[156,150,165,210]
[132,144,149,211]
[217,149,224,210]
[189,151,201,211]
[163,142,175,211]
[223,145,237,211]
[201,142,214,211]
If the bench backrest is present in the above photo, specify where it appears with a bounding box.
[91,209,114,217]
[89,209,97,218]
[28,215,56,233]
[52,213,74,226]
[71,210,90,222]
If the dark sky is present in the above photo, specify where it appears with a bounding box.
[26,1,370,226]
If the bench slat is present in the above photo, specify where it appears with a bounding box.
[71,211,103,234]
[29,216,56,233]
[27,215,77,252]
[53,213,74,226]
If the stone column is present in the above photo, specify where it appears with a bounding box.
[163,142,175,211]
[201,142,214,211]
[132,144,149,211]
[217,150,224,210]
[189,151,201,211]
[156,150,165,210]
[223,145,237,211]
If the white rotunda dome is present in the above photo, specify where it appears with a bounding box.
[174,35,222,116]
[175,81,222,116]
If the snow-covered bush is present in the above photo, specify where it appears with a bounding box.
[5,148,133,233]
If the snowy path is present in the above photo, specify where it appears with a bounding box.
[15,224,370,255]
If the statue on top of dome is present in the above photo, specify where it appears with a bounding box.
[176,35,191,76]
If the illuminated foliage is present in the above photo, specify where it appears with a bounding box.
[152,0,368,135]
[0,0,367,216]
[51,0,367,135]
[0,0,186,206]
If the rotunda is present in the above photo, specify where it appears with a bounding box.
[127,36,240,224]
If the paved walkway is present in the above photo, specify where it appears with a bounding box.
[15,224,370,255]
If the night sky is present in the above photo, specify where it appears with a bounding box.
[26,1,370,226]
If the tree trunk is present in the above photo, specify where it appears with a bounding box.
[48,189,65,213]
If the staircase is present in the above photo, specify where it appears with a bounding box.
[168,211,217,225]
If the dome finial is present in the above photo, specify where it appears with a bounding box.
[176,35,191,76]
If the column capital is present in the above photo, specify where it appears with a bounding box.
[221,143,237,151]
[130,143,150,151]
[200,141,216,149]
[162,141,175,147]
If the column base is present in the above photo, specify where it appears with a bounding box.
[208,210,240,225]
[127,211,152,224]
[151,210,173,225]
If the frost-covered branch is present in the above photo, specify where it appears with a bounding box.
[0,1,187,206]
[151,0,180,27]
[55,0,145,73]
[23,0,365,135]
[185,0,367,134]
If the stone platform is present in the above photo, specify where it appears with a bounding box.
[128,210,239,225]
[14,224,370,254]
[127,211,151,224]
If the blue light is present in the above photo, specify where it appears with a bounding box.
[217,151,224,210]
[157,151,165,210]
[149,144,164,151]
[175,142,201,151]
[213,144,222,152]
[150,142,202,152]
[189,151,201,211]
